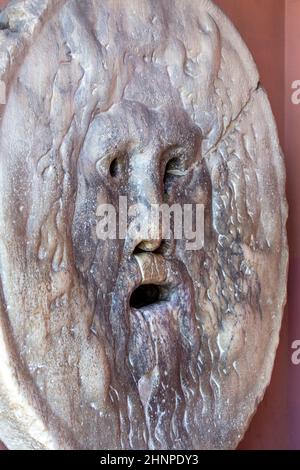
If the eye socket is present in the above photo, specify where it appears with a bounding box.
[163,155,187,192]
[164,156,186,178]
[96,153,127,180]
[109,157,120,178]
[109,150,130,179]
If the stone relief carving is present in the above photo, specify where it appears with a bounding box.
[0,0,288,450]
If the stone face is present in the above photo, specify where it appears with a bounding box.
[0,0,288,450]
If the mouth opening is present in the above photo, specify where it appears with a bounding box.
[130,284,160,309]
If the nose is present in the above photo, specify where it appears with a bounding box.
[125,149,163,255]
[138,239,161,251]
[136,220,162,252]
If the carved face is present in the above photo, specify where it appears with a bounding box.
[73,99,204,282]
[72,94,212,448]
[0,0,287,451]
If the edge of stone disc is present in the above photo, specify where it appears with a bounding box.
[206,0,288,449]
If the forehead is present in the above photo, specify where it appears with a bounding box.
[85,98,199,156]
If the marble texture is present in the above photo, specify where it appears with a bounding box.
[0,0,288,450]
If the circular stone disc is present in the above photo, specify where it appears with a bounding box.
[0,0,288,450]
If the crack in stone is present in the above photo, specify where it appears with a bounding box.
[204,82,261,158]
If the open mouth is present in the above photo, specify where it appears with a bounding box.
[109,251,198,407]
[129,253,173,312]
[127,256,177,387]
[130,284,160,309]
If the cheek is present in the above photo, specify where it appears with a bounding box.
[186,166,212,206]
[72,180,122,286]
[89,240,121,290]
[172,168,211,228]
[72,202,97,274]
[71,177,103,273]
[174,168,212,251]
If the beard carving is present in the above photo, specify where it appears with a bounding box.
[107,254,202,450]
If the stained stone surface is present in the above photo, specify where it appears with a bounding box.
[0,0,288,450]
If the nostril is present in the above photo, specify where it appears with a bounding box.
[133,240,170,256]
[133,245,145,255]
[152,239,172,255]
[135,239,162,252]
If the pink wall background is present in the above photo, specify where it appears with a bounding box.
[0,0,299,450]
[284,0,300,451]
[213,0,300,450]
[215,0,287,450]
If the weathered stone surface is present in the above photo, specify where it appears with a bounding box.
[0,0,288,450]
